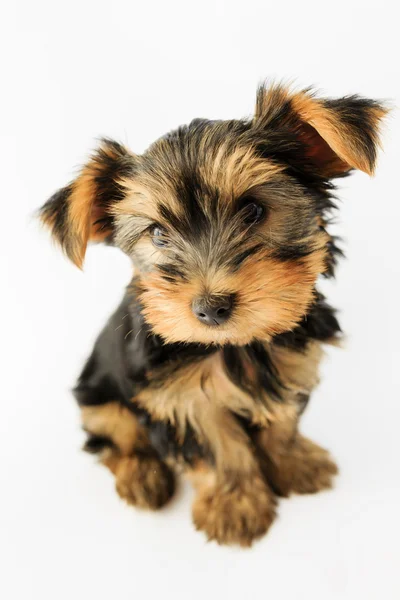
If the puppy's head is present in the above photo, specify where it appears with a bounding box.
[40,84,387,345]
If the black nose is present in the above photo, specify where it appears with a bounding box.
[192,295,234,326]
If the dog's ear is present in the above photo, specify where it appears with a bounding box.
[39,139,137,268]
[254,84,388,177]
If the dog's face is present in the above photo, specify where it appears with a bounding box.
[112,124,330,346]
[40,84,386,345]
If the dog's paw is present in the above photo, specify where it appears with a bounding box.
[192,476,277,547]
[115,455,175,510]
[278,435,338,495]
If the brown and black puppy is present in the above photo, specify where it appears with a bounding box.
[39,83,387,547]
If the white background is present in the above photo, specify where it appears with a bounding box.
[1,1,399,599]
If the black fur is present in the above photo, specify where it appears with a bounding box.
[38,85,386,537]
[142,117,343,277]
[274,292,341,351]
[76,285,340,463]
[322,97,382,173]
[40,185,73,250]
[222,342,284,403]
[83,434,116,454]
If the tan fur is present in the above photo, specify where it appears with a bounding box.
[76,332,337,538]
[66,172,98,267]
[39,83,389,545]
[270,340,324,393]
[81,403,175,509]
[199,147,284,200]
[80,296,337,540]
[113,157,283,232]
[41,140,136,268]
[191,464,277,547]
[254,83,388,176]
[291,93,387,175]
[41,83,388,271]
[138,241,328,345]
[256,428,338,497]
[247,342,338,496]
[126,332,338,542]
[114,455,175,510]
[136,352,269,481]
[81,403,147,455]
[186,461,276,547]
[135,337,327,477]
[112,181,161,222]
[137,353,269,429]
[143,133,284,210]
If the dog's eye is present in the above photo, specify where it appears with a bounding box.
[242,201,264,225]
[152,226,169,248]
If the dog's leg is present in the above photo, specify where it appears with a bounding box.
[137,357,277,545]
[81,402,175,509]
[254,402,338,497]
[188,407,277,547]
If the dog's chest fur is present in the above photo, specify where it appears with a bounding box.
[75,287,339,465]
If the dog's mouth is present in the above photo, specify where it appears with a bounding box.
[176,309,268,347]
[138,255,323,346]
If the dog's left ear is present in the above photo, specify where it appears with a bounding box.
[254,84,388,177]
[39,139,137,268]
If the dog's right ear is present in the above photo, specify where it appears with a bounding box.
[39,139,137,268]
[254,83,388,178]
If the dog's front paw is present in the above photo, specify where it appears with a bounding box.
[192,476,277,547]
[277,435,338,496]
[115,455,175,510]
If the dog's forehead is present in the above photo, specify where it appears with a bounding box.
[158,117,249,145]
[136,118,284,207]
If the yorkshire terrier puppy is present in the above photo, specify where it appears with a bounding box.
[39,83,387,546]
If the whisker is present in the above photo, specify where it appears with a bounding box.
[134,326,144,341]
